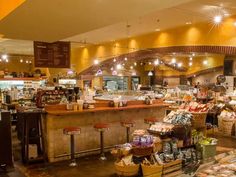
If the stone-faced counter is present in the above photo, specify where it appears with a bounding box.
[44,103,168,162]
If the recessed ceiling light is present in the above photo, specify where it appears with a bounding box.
[203,60,208,65]
[94,59,99,65]
[192,53,195,56]
[186,21,192,25]
[189,57,193,61]
[178,63,182,67]
[124,57,127,61]
[20,59,23,63]
[189,62,192,66]
[155,28,160,32]
[213,15,222,24]
[134,62,137,66]
[130,66,133,69]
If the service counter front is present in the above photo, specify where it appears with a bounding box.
[44,101,169,162]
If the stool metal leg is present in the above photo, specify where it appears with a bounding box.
[126,127,130,143]
[69,134,77,167]
[100,131,106,160]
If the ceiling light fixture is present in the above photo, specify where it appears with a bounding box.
[189,62,192,66]
[20,59,23,63]
[149,62,152,65]
[94,59,99,65]
[192,53,195,56]
[113,58,116,62]
[26,60,28,63]
[154,60,159,65]
[189,57,193,61]
[122,63,125,66]
[213,15,222,24]
[116,64,122,70]
[178,63,182,67]
[148,71,153,76]
[124,57,127,61]
[134,62,137,66]
[203,60,208,65]
[171,58,176,64]
[2,54,7,60]
[0,59,2,62]
[130,66,133,69]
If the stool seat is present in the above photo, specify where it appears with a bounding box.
[121,120,135,127]
[94,123,109,131]
[63,127,81,135]
[144,117,158,124]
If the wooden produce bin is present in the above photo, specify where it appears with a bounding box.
[162,159,182,177]
[114,162,139,177]
[141,164,163,177]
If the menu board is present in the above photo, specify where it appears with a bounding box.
[34,41,70,68]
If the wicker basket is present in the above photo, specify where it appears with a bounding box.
[114,162,139,176]
[191,112,207,129]
[221,119,235,136]
[141,164,163,177]
[132,146,153,157]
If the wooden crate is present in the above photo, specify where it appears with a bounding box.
[141,164,163,177]
[162,159,182,177]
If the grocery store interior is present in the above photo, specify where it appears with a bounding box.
[1,0,236,177]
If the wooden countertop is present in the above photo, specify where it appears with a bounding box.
[46,103,169,116]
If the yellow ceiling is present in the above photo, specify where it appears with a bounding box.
[0,0,195,42]
[0,0,25,21]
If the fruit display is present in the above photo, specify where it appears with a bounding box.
[219,110,236,120]
[198,137,217,145]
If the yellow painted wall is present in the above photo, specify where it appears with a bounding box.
[71,16,236,74]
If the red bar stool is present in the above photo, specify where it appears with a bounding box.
[121,119,135,143]
[94,123,109,160]
[144,117,158,127]
[63,127,81,167]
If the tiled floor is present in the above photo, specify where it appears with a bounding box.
[3,132,236,177]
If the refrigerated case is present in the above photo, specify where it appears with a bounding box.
[0,78,45,90]
[103,76,129,91]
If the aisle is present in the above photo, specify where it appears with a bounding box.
[10,133,236,177]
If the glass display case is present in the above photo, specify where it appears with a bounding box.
[103,76,128,91]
